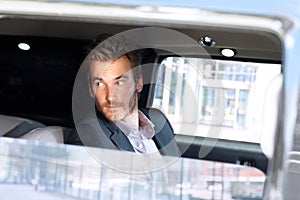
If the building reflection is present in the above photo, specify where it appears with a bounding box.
[153,57,281,143]
[0,138,265,199]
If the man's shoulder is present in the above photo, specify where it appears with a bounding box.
[140,108,169,124]
[79,112,99,124]
[140,108,174,135]
[140,107,167,118]
[67,111,115,147]
[141,108,180,156]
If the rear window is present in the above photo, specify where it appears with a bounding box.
[152,57,281,143]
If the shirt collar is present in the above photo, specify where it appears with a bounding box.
[115,110,155,139]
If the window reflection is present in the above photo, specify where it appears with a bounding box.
[153,57,281,142]
[0,138,265,199]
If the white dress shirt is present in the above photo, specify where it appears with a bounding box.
[115,110,159,154]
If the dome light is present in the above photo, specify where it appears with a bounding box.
[221,48,235,57]
[18,43,30,51]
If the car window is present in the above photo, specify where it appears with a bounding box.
[152,57,281,143]
[1,0,299,199]
[0,137,265,200]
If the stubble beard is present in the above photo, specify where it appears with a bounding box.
[97,91,138,122]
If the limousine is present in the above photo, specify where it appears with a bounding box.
[0,0,299,199]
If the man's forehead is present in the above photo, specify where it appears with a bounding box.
[89,58,133,79]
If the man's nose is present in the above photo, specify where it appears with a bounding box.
[106,85,117,102]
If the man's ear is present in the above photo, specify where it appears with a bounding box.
[136,75,143,93]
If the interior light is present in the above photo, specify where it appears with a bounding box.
[199,36,216,47]
[18,43,30,51]
[221,48,235,57]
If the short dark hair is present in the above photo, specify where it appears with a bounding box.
[82,34,142,84]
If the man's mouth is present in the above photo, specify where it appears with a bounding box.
[106,106,118,109]
[105,104,122,109]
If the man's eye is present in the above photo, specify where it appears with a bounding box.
[95,82,104,87]
[116,80,125,86]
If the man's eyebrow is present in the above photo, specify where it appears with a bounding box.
[92,77,102,82]
[115,74,129,80]
[91,74,129,82]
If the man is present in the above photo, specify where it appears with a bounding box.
[67,34,180,156]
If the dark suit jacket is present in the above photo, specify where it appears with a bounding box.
[66,108,180,157]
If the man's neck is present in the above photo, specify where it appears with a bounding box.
[121,108,139,130]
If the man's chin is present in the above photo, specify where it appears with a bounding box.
[103,113,122,122]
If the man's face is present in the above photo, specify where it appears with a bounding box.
[89,56,143,122]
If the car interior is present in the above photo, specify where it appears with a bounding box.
[0,12,284,172]
[0,2,289,199]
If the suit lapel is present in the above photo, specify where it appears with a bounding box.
[140,108,180,156]
[100,116,135,152]
[110,130,135,152]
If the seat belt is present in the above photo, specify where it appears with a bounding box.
[3,120,44,138]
